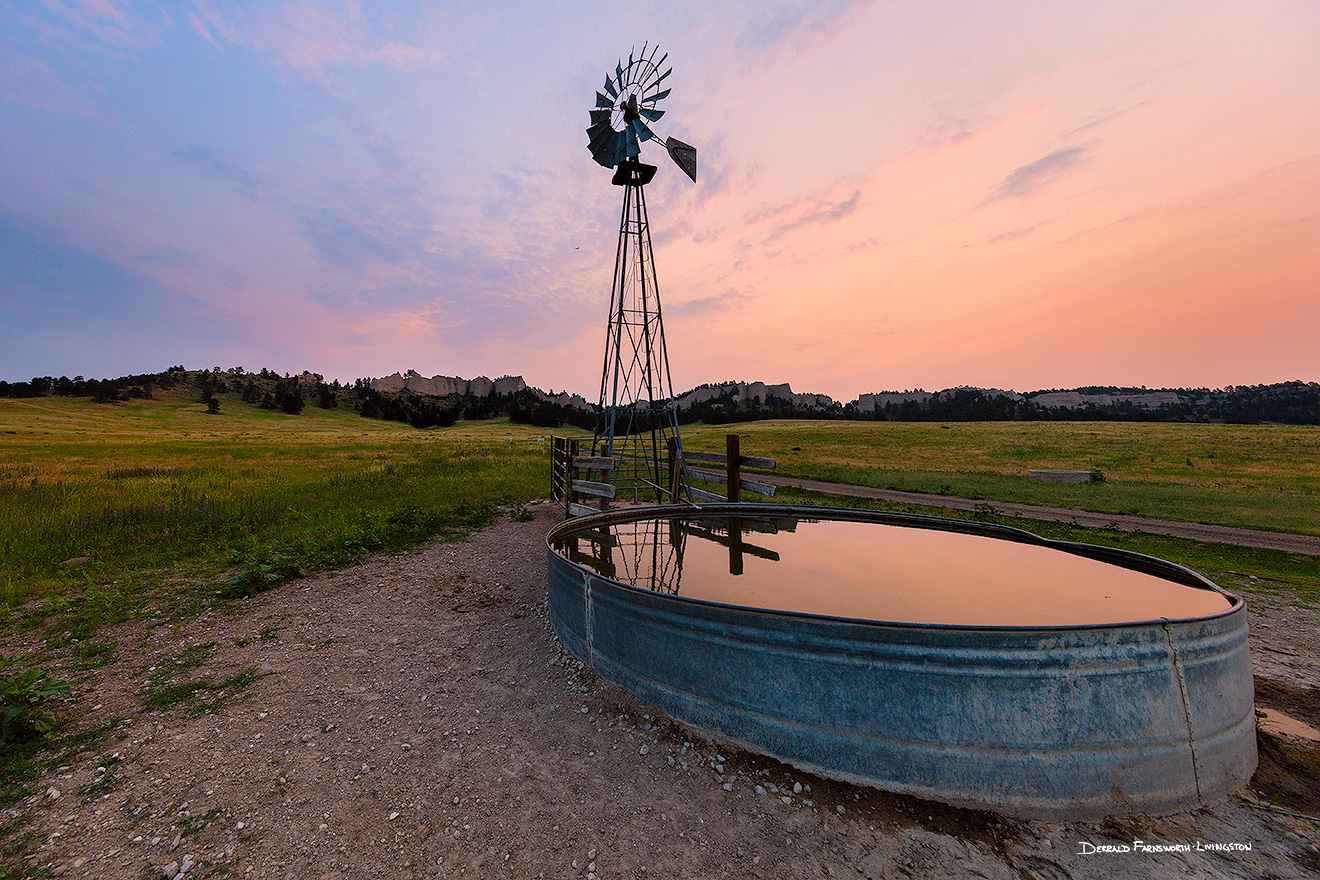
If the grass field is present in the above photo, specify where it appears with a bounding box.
[0,393,568,636]
[680,420,1320,536]
[3,398,1318,640]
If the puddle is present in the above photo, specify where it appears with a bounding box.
[552,515,1234,627]
[1258,707,1320,743]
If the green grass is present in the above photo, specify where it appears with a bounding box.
[680,420,1320,536]
[142,666,262,716]
[0,392,567,633]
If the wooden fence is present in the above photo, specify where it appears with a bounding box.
[551,434,775,517]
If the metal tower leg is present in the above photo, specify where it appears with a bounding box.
[593,161,692,504]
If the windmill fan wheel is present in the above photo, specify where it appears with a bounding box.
[587,43,672,169]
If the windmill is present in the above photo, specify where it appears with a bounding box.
[586,43,696,504]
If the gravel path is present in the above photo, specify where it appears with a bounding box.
[758,476,1320,555]
[6,503,1320,879]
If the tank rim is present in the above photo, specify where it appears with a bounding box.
[546,502,1245,632]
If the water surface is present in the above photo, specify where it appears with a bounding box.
[553,515,1233,626]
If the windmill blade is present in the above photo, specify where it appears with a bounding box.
[624,127,640,158]
[589,109,612,126]
[631,118,656,142]
[603,77,618,99]
[639,106,665,121]
[587,125,619,164]
[665,137,697,182]
[650,67,672,90]
[615,61,625,92]
[642,88,670,104]
[588,129,617,158]
[595,91,614,109]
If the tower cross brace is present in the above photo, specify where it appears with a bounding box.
[593,160,691,503]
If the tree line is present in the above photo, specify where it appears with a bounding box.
[0,367,340,416]
[4,369,1316,426]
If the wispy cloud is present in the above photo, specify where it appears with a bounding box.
[759,187,861,244]
[172,146,277,202]
[1063,104,1142,138]
[190,1,445,76]
[0,47,98,116]
[985,147,1088,203]
[736,0,878,56]
[987,224,1041,244]
[669,288,750,317]
[29,0,165,52]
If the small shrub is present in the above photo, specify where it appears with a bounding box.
[1089,467,1106,484]
[1,668,70,743]
[219,555,303,600]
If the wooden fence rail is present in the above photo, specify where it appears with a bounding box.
[552,434,776,517]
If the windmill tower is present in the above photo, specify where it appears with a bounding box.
[586,44,698,503]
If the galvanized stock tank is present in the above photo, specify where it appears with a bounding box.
[546,504,1256,819]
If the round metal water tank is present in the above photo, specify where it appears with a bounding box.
[546,504,1256,819]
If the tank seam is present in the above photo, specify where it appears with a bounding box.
[584,572,595,669]
[1163,619,1202,800]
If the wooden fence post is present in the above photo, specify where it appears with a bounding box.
[552,437,565,515]
[667,436,679,502]
[726,434,741,503]
[567,438,580,518]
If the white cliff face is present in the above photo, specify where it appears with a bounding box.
[1028,391,1182,410]
[544,390,591,409]
[674,381,839,411]
[855,391,933,414]
[493,376,527,396]
[372,372,408,394]
[364,373,1197,418]
[369,371,528,398]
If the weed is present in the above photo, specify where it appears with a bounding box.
[219,554,304,600]
[72,637,119,669]
[177,806,223,837]
[78,753,127,797]
[0,667,70,743]
[142,666,261,716]
[171,642,216,673]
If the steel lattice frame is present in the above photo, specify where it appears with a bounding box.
[561,518,688,595]
[593,168,691,503]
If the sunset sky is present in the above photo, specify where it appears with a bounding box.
[3,1,1317,401]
